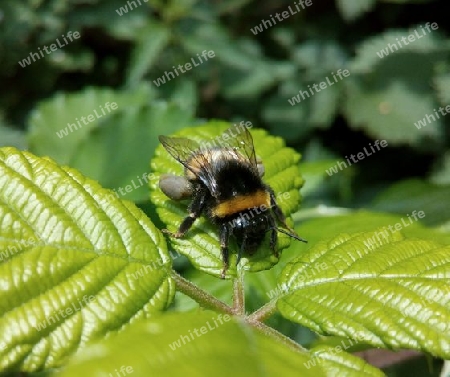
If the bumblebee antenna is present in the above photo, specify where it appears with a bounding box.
[275,227,307,243]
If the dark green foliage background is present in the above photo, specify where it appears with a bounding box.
[1,0,450,375]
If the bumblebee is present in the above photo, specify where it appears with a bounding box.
[158,125,306,278]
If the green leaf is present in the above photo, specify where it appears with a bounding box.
[159,0,199,21]
[222,62,278,98]
[180,23,284,99]
[28,85,154,165]
[181,23,253,71]
[351,29,447,74]
[217,48,290,99]
[0,148,175,372]
[435,71,450,105]
[345,29,450,145]
[265,78,339,137]
[263,210,450,322]
[344,74,443,146]
[264,40,348,138]
[371,179,450,227]
[150,121,305,278]
[430,152,450,186]
[294,210,450,246]
[166,79,198,118]
[336,0,377,22]
[278,230,450,359]
[0,124,26,150]
[299,160,343,197]
[126,22,171,87]
[263,91,312,141]
[69,101,192,202]
[55,311,383,377]
[70,0,151,40]
[308,345,385,377]
[28,85,193,201]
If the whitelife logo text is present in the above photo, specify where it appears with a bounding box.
[363,210,426,250]
[168,314,231,351]
[325,140,388,176]
[250,0,313,35]
[18,31,80,68]
[115,0,148,16]
[33,295,95,331]
[55,101,118,139]
[376,22,438,59]
[153,50,215,87]
[288,69,350,106]
[414,105,450,130]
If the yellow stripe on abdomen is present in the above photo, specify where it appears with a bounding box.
[212,190,270,217]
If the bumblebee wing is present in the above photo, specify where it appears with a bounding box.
[220,124,258,173]
[159,135,219,194]
[159,135,201,165]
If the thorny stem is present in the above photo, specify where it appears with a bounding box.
[172,271,233,315]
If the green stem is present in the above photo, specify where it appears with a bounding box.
[247,299,277,323]
[173,271,307,356]
[247,319,308,354]
[233,264,245,315]
[171,271,233,315]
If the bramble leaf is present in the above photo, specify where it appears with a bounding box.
[0,148,174,372]
[55,311,383,377]
[277,230,450,359]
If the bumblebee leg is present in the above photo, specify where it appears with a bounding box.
[163,187,206,238]
[268,187,295,232]
[163,213,198,238]
[269,216,279,259]
[267,187,307,243]
[237,234,247,266]
[219,225,230,279]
